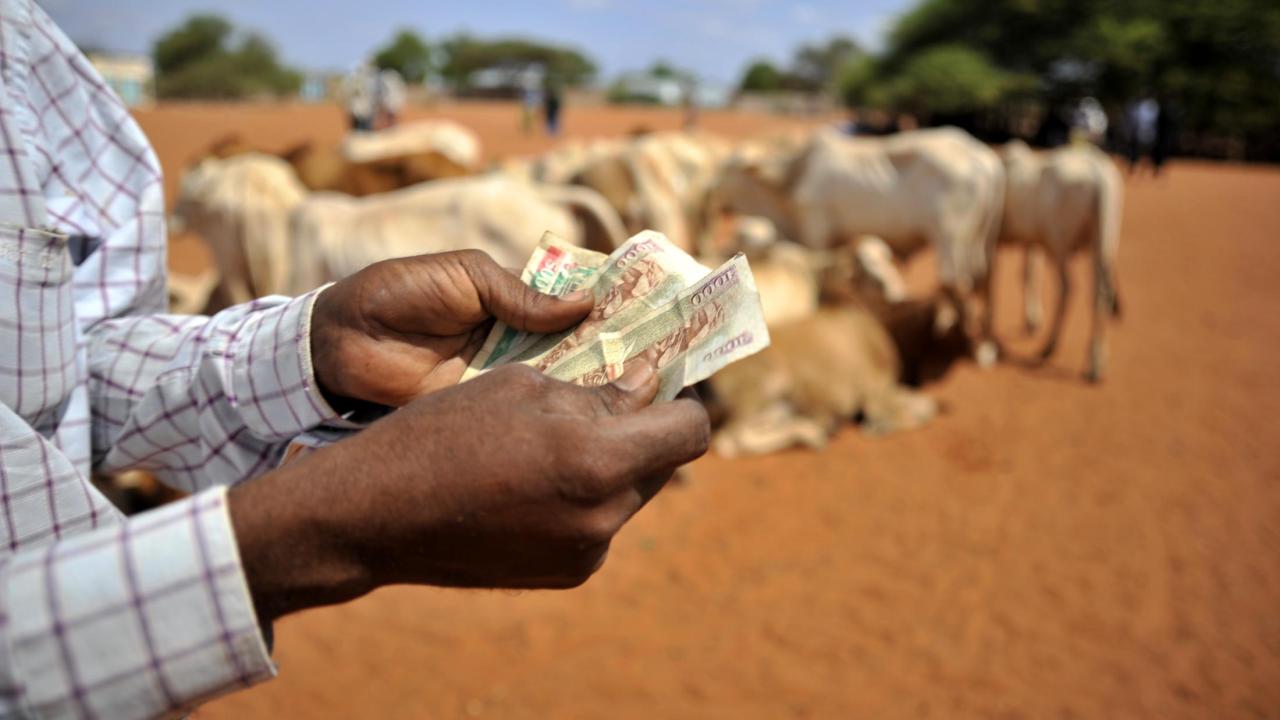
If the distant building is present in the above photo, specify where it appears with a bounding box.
[86,52,153,108]
[300,72,346,103]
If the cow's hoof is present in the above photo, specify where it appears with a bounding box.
[976,340,998,369]
[1084,368,1104,384]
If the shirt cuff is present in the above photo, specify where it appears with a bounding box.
[2,487,274,718]
[228,287,344,442]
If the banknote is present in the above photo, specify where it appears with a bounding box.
[539,253,770,401]
[465,230,712,378]
[463,231,608,380]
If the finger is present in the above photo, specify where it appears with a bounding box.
[588,359,659,416]
[593,397,711,490]
[465,252,594,333]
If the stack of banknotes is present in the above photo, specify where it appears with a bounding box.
[462,230,771,401]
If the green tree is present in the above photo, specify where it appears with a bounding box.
[878,45,1015,116]
[374,29,433,84]
[152,15,300,99]
[791,35,861,92]
[438,34,596,91]
[739,59,783,93]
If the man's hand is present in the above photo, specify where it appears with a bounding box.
[229,361,710,622]
[310,250,594,407]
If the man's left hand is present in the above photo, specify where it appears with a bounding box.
[310,250,594,408]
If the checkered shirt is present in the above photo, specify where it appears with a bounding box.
[0,1,342,717]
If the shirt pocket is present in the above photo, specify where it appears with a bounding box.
[0,223,78,426]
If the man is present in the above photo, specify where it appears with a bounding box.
[342,61,378,131]
[374,67,406,129]
[0,3,709,718]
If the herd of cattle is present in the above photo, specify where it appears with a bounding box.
[171,119,1124,456]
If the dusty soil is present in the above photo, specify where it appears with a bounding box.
[133,103,1280,719]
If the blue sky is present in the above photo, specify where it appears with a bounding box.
[42,0,908,86]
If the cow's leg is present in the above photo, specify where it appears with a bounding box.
[1023,246,1043,334]
[713,404,830,457]
[1085,245,1112,383]
[1038,253,1071,361]
[861,385,938,436]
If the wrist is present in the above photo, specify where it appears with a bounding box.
[228,456,374,623]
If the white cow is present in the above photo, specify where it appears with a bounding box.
[728,216,905,328]
[172,153,307,306]
[999,140,1123,381]
[341,119,482,171]
[283,175,626,296]
[571,131,732,253]
[704,127,1004,361]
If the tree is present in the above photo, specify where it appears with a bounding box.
[152,15,300,99]
[876,45,1015,116]
[154,15,232,75]
[739,59,783,93]
[791,35,861,92]
[438,34,596,91]
[374,29,432,84]
[846,0,1280,158]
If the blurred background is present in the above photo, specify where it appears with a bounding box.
[49,0,1279,717]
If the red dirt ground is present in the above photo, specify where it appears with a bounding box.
[132,102,1280,719]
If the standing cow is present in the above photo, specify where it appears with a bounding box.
[703,127,1004,364]
[999,140,1123,381]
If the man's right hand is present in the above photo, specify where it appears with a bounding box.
[228,360,710,623]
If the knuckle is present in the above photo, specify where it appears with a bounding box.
[577,511,623,546]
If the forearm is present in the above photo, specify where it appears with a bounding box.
[87,290,341,492]
[227,445,375,624]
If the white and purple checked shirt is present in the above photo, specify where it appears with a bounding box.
[0,2,345,717]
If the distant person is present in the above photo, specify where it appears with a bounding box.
[1071,96,1108,147]
[544,80,563,136]
[1126,96,1160,174]
[343,61,379,131]
[520,69,542,135]
[1152,97,1178,175]
[682,78,700,130]
[376,67,406,129]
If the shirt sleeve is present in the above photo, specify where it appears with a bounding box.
[0,486,274,719]
[85,288,345,493]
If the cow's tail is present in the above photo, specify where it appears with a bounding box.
[536,184,629,253]
[1094,155,1123,319]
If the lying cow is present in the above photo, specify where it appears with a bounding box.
[728,216,904,328]
[999,140,1123,381]
[708,302,950,457]
[707,236,969,457]
[282,175,627,296]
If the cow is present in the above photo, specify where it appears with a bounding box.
[202,119,481,197]
[172,153,308,307]
[998,140,1123,381]
[702,127,1004,365]
[727,216,905,328]
[281,175,627,296]
[571,131,731,253]
[706,229,969,457]
[339,119,481,170]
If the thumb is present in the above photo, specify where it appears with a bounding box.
[468,253,594,332]
[590,359,660,416]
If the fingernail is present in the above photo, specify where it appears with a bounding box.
[613,361,654,392]
[563,290,592,302]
